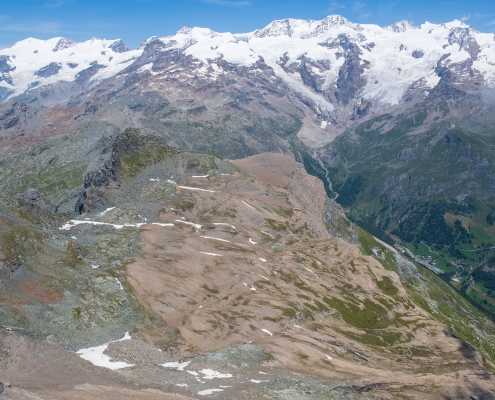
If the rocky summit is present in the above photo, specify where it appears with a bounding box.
[1,15,495,400]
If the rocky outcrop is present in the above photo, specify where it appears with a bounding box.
[109,39,130,53]
[0,55,15,85]
[329,34,368,105]
[448,27,480,60]
[52,37,76,52]
[35,62,62,78]
[74,63,106,86]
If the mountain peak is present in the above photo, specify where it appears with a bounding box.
[109,39,130,53]
[253,15,358,39]
[384,20,418,33]
[52,37,77,52]
[253,18,301,38]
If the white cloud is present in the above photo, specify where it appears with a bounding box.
[488,20,495,26]
[460,14,470,21]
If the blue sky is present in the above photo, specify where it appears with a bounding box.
[1,0,495,49]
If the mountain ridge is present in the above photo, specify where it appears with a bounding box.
[1,13,495,399]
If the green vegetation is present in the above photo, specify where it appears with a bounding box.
[21,161,86,203]
[307,102,495,324]
[265,218,288,230]
[323,296,392,330]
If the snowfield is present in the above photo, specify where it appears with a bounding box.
[2,15,494,109]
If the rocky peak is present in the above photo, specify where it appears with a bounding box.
[448,27,480,59]
[52,37,77,52]
[109,39,130,53]
[176,26,193,35]
[385,20,418,33]
[254,19,297,38]
[302,14,358,38]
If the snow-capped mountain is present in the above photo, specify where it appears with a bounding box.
[1,15,495,145]
[1,16,494,102]
[0,37,140,103]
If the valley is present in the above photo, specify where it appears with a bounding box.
[1,14,495,399]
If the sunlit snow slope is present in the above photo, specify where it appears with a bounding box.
[1,15,495,119]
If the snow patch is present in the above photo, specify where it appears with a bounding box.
[241,200,255,210]
[175,220,202,229]
[115,278,124,291]
[199,369,233,379]
[198,389,224,396]
[100,207,115,215]
[161,361,191,371]
[76,332,133,370]
[261,329,273,336]
[201,236,231,243]
[201,252,222,257]
[305,268,319,278]
[256,273,270,281]
[213,222,237,230]
[59,220,146,230]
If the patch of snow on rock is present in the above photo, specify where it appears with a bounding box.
[76,332,134,370]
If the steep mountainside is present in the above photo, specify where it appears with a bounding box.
[1,137,495,398]
[1,14,495,399]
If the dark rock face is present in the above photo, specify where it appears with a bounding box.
[75,186,109,214]
[0,55,16,85]
[67,63,78,69]
[448,28,480,59]
[333,34,368,105]
[24,187,46,208]
[412,50,424,58]
[0,101,27,131]
[35,62,62,78]
[0,56,15,74]
[52,37,77,52]
[0,87,14,103]
[279,54,330,94]
[74,64,106,86]
[124,38,189,74]
[0,259,22,278]
[109,39,130,53]
[317,34,369,105]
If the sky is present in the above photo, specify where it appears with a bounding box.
[1,0,495,50]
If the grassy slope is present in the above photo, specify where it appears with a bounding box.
[322,101,495,320]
